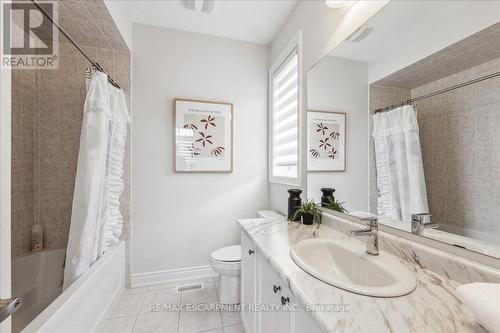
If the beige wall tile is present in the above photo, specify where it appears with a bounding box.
[11,1,131,264]
[22,136,34,161]
[414,58,499,235]
[21,159,34,184]
[12,161,22,185]
[12,136,22,161]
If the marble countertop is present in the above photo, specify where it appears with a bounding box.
[238,217,486,333]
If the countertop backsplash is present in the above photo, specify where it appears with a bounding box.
[320,212,500,285]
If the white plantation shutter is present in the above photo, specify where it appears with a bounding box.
[271,49,299,180]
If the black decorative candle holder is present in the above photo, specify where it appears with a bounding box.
[320,188,335,207]
[287,189,302,221]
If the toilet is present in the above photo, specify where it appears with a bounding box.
[209,245,241,304]
[209,212,284,304]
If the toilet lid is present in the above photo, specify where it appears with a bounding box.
[210,245,241,262]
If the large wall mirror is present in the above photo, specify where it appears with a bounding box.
[306,1,500,259]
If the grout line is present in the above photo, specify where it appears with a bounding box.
[196,328,224,333]
[177,291,183,333]
[108,291,147,319]
[129,313,139,333]
[217,304,223,331]
[216,279,223,332]
[130,291,147,332]
[107,312,139,320]
[137,289,149,314]
[222,322,243,328]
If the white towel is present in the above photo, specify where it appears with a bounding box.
[456,282,500,333]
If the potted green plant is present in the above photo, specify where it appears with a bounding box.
[291,200,321,225]
[324,197,347,213]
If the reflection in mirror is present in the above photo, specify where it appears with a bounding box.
[306,1,500,258]
[306,50,369,212]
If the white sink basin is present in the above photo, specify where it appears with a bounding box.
[290,238,416,297]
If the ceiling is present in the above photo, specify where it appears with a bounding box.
[105,0,297,47]
[374,21,500,89]
[329,0,500,83]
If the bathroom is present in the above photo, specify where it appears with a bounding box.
[0,0,499,332]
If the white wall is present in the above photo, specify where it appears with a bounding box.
[104,0,133,49]
[269,0,388,214]
[131,24,269,277]
[270,0,389,70]
[306,56,369,211]
[0,55,12,331]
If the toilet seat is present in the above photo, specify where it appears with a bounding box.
[210,245,241,262]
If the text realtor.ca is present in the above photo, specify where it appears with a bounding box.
[150,303,351,313]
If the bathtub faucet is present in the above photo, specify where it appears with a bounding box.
[411,213,438,235]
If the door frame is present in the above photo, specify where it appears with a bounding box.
[0,1,12,330]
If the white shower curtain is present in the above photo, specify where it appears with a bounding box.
[372,105,428,224]
[63,71,130,289]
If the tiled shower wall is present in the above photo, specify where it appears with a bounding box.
[11,69,35,258]
[369,57,500,240]
[11,42,131,259]
[412,57,500,240]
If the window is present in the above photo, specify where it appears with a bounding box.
[269,37,301,185]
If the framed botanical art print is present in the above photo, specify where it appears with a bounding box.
[174,99,233,172]
[307,110,346,172]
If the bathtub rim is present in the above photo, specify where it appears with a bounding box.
[12,247,66,262]
[21,242,124,332]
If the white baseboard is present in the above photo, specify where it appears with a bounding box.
[131,265,218,288]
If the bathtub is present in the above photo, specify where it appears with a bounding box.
[17,243,124,333]
[12,249,65,332]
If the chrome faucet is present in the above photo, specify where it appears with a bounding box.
[350,218,379,255]
[411,213,438,235]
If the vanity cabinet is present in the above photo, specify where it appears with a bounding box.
[241,232,258,332]
[259,256,293,333]
[293,307,323,333]
[240,232,323,333]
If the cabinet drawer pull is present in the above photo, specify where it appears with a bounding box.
[248,249,255,255]
[273,285,281,294]
[281,296,290,305]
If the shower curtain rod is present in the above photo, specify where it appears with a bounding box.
[31,0,121,89]
[374,70,500,114]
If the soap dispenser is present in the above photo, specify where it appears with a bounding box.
[31,224,43,252]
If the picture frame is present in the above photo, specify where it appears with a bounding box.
[174,98,233,173]
[307,110,346,172]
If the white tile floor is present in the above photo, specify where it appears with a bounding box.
[98,277,244,333]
